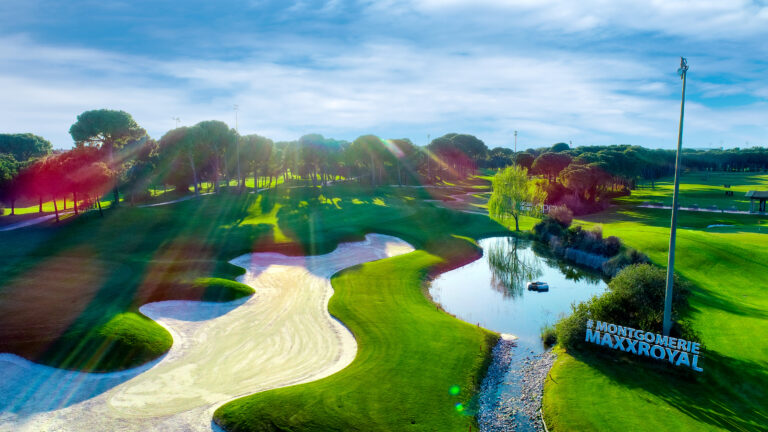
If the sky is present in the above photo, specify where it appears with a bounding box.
[1,0,767,150]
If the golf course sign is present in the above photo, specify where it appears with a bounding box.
[585,320,703,372]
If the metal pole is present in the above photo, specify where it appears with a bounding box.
[514,130,518,167]
[514,130,517,154]
[663,57,689,336]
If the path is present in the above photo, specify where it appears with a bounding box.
[638,203,761,215]
[0,213,72,232]
[0,234,414,431]
[1,190,253,232]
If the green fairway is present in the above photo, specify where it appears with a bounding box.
[620,171,768,211]
[215,225,502,431]
[1,184,513,430]
[542,200,768,431]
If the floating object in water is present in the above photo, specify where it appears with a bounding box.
[526,281,549,291]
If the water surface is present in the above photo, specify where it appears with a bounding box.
[430,236,607,351]
[430,236,608,431]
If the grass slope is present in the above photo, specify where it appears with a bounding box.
[0,184,510,432]
[543,190,768,430]
[215,227,501,431]
[620,172,768,211]
[211,183,516,431]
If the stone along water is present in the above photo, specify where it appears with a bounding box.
[429,236,607,432]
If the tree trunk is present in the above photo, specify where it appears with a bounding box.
[96,198,103,217]
[105,142,120,207]
[38,196,43,213]
[370,154,376,187]
[397,160,402,186]
[53,196,59,223]
[73,192,79,215]
[10,199,15,215]
[223,155,230,188]
[514,214,520,232]
[213,159,221,192]
[188,154,199,195]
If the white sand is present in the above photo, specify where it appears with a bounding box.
[0,234,414,432]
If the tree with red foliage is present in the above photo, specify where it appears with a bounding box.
[531,152,572,183]
[58,147,113,215]
[69,109,146,206]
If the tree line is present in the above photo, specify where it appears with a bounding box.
[0,110,495,216]
[1,108,767,218]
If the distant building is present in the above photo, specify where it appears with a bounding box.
[746,191,768,213]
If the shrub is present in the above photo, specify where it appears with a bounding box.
[542,181,570,204]
[556,264,696,351]
[603,236,621,256]
[533,217,566,241]
[557,194,591,215]
[548,205,573,227]
[602,248,649,277]
[541,325,557,347]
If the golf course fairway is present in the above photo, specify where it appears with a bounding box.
[0,234,413,431]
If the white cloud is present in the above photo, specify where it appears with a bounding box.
[401,0,768,40]
[0,31,765,150]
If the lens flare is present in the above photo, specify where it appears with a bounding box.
[449,385,460,396]
[454,402,464,412]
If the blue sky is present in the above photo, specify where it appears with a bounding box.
[1,0,767,150]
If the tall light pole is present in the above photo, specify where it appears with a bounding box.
[663,57,689,336]
[234,105,242,189]
[514,130,518,167]
[172,117,180,129]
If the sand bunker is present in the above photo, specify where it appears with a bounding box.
[0,234,413,431]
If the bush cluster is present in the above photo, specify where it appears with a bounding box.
[554,264,699,351]
[541,324,557,347]
[602,249,650,277]
[533,216,648,277]
[548,205,573,227]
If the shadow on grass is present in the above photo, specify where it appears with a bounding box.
[581,206,765,232]
[688,288,768,321]
[566,348,768,432]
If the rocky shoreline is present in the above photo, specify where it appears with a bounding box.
[478,336,556,432]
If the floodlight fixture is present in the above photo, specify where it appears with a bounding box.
[663,57,689,336]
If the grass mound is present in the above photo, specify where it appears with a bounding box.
[215,212,506,431]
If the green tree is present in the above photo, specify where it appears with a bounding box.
[514,152,535,170]
[0,133,52,162]
[488,165,545,231]
[531,152,572,183]
[0,154,20,214]
[350,135,383,187]
[193,120,233,192]
[69,109,147,205]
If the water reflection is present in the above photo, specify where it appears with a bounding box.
[429,236,607,351]
[431,237,608,432]
[530,242,605,285]
[487,237,542,298]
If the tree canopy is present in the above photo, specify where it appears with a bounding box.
[488,165,545,231]
[0,133,52,162]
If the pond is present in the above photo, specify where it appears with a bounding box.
[429,236,608,431]
[430,236,607,352]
